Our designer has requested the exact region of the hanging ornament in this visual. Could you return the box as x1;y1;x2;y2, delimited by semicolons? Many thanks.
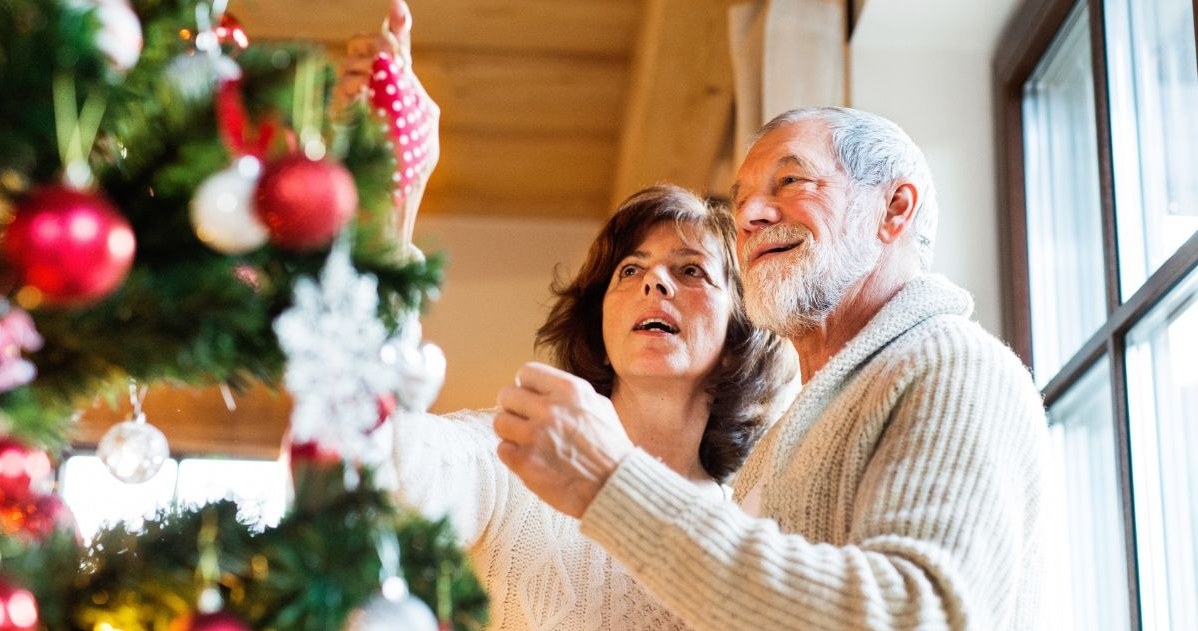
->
0;577;38;631
2;185;136;307
0;305;43;394
343;577;437;631
213;11;249;55
255;54;357;251
0;438;52;498
274;241;403;461
368;52;438;205
167;2;241;102
97;382;170;484
254;153;358;251
67;0;143;73
0;491;77;542
190;156;269;254
343;528;436;631
363;0;440;249
171;611;251;631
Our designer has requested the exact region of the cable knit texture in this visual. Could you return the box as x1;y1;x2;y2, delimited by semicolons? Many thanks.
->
580;274;1050;631
387;407;693;631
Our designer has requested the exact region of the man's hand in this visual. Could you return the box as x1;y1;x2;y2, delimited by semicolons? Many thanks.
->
494;362;635;518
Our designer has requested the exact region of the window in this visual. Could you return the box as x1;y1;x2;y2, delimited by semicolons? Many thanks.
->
997;0;1198;629
60;454;286;542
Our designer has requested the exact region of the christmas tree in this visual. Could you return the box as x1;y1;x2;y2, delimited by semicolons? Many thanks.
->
0;0;486;628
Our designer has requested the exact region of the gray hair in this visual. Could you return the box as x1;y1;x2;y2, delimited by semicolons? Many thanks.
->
755;107;938;271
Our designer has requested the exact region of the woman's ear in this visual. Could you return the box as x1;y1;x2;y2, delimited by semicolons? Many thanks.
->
877;181;918;244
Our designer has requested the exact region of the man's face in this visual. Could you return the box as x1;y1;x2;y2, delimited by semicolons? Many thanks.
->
730;120;883;338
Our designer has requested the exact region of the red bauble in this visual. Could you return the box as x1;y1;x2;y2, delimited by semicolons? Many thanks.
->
2;186;136;306
173;611;250;631
214;12;249;53
0;576;38;631
0;439;52;499
253;155;358;251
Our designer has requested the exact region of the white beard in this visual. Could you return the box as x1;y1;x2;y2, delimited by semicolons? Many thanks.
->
741;198;883;338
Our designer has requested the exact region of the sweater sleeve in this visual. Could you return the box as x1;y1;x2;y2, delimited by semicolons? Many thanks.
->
579;330;1048;631
383;408;507;547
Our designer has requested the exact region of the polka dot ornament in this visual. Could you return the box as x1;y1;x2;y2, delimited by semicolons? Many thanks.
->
368;52;439;203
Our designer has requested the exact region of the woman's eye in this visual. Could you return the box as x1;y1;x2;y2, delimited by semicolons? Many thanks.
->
618;264;639;278
682;264;707;278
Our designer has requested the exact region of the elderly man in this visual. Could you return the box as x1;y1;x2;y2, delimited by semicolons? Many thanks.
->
495;107;1048;630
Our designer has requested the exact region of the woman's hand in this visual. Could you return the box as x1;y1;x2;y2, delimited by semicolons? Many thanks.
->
494;362;635;519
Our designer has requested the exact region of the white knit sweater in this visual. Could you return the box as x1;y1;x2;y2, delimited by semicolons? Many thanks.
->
580;274;1050;631
385;407;693;631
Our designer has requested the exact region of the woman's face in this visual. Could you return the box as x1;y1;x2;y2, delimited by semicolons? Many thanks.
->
601;222;733;390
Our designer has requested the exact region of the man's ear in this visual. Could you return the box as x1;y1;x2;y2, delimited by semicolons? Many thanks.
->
878;181;918;244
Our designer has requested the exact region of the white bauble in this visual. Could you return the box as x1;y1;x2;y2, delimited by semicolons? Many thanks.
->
97;416;169;484
73;0;144;73
342;578;437;631
190;157;269;255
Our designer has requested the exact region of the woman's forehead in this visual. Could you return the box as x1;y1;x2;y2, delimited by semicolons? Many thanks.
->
628;220;722;255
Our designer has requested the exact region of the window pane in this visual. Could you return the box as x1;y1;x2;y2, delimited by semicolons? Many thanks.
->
1106;0;1198;299
1126;265;1198;630
1044;357;1130;631
59;456;179;542
175;458;287;529
1022;2;1108;385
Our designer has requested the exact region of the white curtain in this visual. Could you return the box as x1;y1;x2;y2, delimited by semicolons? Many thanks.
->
727;0;847;163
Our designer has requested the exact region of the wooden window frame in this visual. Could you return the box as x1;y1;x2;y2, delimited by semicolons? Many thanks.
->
993;0;1198;628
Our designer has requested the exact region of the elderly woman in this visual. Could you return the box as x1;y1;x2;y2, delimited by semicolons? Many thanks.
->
386;184;794;630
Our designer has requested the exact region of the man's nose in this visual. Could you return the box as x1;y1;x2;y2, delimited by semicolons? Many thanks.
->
735;195;781;233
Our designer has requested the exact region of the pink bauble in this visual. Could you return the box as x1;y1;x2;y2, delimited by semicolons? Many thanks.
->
0;577;37;631
254;155;358;251
2;186;136;306
0;439;52;498
179;611;251;631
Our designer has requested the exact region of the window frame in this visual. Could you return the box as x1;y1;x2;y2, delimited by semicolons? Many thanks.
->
994;0;1198;628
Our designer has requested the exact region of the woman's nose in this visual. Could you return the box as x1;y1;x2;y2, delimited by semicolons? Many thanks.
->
642;270;675;298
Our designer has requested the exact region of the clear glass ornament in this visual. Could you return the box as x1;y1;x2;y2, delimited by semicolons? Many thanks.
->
342;581;437;631
97;383;170;484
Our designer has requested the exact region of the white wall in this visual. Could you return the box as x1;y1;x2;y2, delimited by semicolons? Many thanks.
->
850;0;1021;336
413;214;601;413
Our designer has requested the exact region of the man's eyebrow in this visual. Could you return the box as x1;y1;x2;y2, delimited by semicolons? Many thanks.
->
731;154;819;203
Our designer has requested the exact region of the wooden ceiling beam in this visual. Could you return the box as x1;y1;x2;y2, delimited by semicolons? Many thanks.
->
611;0;735;206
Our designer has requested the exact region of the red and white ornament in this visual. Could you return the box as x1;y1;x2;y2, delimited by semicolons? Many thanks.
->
253;154;358;251
368;51;439;203
2;185;136;307
0;577;37;631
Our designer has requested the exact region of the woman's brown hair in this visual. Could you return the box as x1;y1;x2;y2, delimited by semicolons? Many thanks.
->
536;184;793;480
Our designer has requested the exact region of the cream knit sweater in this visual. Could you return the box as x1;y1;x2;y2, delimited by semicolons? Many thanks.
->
386;407;692;631
580;274;1050;631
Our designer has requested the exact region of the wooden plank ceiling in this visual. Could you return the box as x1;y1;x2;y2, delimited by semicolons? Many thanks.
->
228;0;735;219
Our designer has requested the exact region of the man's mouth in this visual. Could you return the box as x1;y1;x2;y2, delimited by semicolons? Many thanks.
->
632;317;680;334
748;240;802;265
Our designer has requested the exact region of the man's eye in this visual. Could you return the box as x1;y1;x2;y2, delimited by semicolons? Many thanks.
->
682;264;706;278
